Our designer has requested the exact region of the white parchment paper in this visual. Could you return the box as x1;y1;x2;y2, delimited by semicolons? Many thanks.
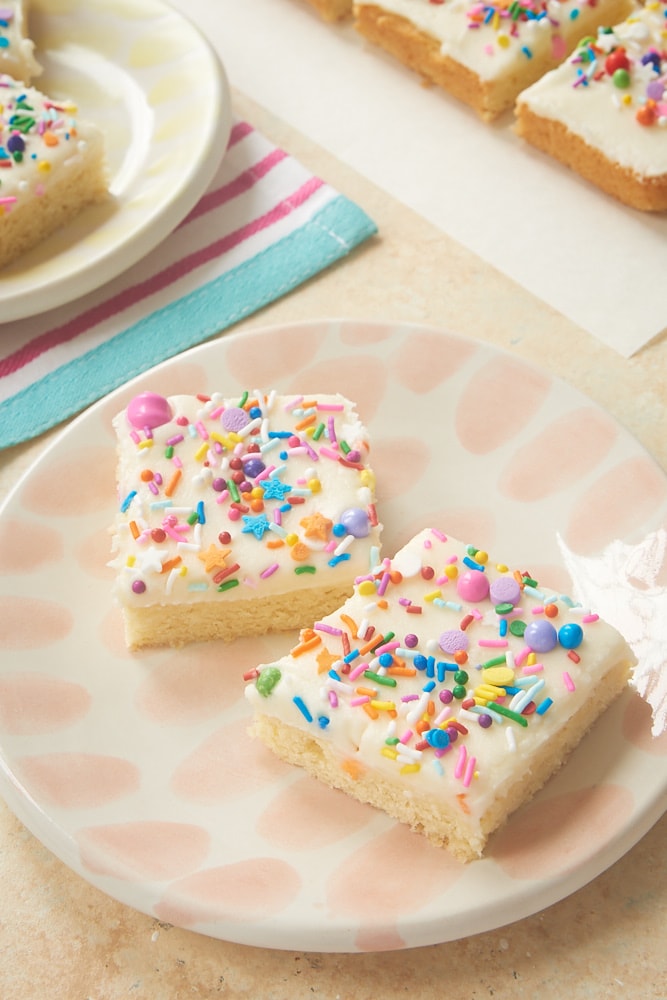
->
171;0;667;357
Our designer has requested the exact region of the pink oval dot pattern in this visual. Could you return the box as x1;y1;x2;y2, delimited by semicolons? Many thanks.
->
17;752;140;808
0;320;664;953
0;596;74;650
154;858;302;928
77;821;211;881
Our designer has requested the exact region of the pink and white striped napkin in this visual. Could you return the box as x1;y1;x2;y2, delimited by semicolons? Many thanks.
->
0;119;377;449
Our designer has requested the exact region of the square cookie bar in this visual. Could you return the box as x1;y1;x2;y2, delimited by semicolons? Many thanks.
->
0;74;107;268
246;528;635;861
110;391;382;650
0;1;41;82
515;2;667;211
353;0;635;120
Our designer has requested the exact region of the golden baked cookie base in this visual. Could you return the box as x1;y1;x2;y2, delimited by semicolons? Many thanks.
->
354;4;502;120
122;583;358;650
251;655;632;862
0;142;108;270
303;0;352;20
515;105;667;212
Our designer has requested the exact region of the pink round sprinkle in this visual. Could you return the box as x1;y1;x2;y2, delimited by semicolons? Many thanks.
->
456;569;490;603
127;392;173;430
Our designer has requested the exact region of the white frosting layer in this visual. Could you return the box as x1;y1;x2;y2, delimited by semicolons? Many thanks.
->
246;528;632;830
110;391;382;609
0;74;105;210
517;3;667;177
356;0;634;83
0;1;41;81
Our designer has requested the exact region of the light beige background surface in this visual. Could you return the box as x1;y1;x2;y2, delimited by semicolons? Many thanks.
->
0;90;665;999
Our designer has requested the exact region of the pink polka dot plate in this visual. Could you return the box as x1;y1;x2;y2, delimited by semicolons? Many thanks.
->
0;320;665;952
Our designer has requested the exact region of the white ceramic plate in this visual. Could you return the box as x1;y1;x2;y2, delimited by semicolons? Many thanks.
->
0;0;231;322
0;320;666;953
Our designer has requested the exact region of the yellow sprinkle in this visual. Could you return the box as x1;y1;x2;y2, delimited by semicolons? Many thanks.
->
285;533;298;546
307;478;321;494
526;652;537;666
424;590;442;603
400;763;421;775
496;563;509;573
497;33;510;48
209;432;227;446
370;700;396;711
358;580;376;596
194;442;208;462
475;683;506;702
381;746;398;760
37;160;51;173
138;438;153;449
126;555;136;567
475;550;488;564
444;564;458;580
482;666;515;686
621;93;633;106
360;470;375;488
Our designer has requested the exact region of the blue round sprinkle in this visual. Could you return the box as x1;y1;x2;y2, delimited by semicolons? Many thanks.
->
558;622;584;649
425;728;450;749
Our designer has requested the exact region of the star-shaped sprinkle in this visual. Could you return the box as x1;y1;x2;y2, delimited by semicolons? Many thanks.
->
300;512;333;541
242;513;271;540
136;546;168;574
316;647;342;674
197;544;232;574
261;478;292;501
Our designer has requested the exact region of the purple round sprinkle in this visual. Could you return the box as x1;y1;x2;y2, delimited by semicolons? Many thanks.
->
221;406;250;432
438;628;469;654
243;458;265;479
339;507;370;538
646;79;664;101
212;477;226;492
478;713;493;729
132;579;146;594
7;133;25;153
524;619;558;653
439;689;454;704
404;633;418;648
489;575;522;607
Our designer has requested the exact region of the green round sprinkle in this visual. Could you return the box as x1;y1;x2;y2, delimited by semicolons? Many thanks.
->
454;670;469;685
509;620;527;637
452;684;467;700
612;68;631;88
256;666;281;697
